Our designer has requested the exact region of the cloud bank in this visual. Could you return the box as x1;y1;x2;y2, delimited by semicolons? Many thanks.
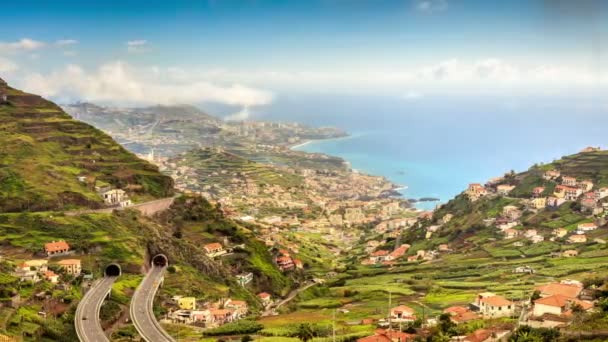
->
19;61;275;108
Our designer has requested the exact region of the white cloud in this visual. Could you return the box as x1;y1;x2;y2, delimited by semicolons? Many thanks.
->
126;40;148;53
19;61;274;108
416;0;448;13
55;39;79;46
0;38;46;54
0;57;18;73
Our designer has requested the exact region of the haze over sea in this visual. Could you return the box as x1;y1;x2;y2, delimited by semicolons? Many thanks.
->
253;93;608;210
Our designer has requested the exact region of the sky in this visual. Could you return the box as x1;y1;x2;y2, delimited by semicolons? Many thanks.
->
0;0;607;111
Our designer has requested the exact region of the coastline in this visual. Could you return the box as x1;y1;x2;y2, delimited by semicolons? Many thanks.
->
289;132;418;208
288;133;354;150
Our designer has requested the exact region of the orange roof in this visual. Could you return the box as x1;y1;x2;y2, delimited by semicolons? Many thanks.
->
227;300;247;307
57;259;80;266
534;294;570;308
444;306;469;315
452;311;479;323
371;250;389;257
43;270;57;277
209;308;233;316
479;295;513;307
535;283;582;299
44;241;69;252
358;329;415;342
258;292;271;299
465;329;493;342
204;242;223;251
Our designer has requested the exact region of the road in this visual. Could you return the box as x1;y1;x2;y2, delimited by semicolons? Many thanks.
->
65;196;176;217
75;276;117;342
262;281;318;316
130;266;175;342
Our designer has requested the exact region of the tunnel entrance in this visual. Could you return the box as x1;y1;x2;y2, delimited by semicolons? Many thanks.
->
152;254;168;267
104;263;121;277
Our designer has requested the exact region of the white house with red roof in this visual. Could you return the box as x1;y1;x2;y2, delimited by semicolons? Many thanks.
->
475;293;515;318
44;241;70;257
203;242;226;258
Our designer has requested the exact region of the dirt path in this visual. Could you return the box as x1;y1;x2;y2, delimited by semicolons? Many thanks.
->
262;281;319;316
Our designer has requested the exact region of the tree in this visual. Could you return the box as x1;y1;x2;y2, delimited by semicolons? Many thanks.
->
530;290;541;301
294;323;315;342
241;335;253;342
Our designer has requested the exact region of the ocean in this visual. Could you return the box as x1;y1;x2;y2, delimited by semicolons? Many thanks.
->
252;93;608;210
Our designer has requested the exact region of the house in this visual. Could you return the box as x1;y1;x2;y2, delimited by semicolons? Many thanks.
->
553;228;568;238
524;229;538;238
596;187;608;200
514;266;535;274
535;282;583;299
533;294;593;317
13;268;39;283
555;185;582;201
370;250;390;263
562;250;578;257
407;255;419;262
203;243;226;258
389;305;416;322
533;187;546;197
546;196;566;208
462;328;510;342
357;329;416;342
20;260;48;272
99;188;130;206
236;272;253;286
258;292;271;305
209;308;236;325
502;205;521;219
568;234;587;243
293;259;304;269
531;197;547;209
57;259;81;275
562;176;577;187
579;180;594;192
543;170;561;180
504;229;519;239
438;244;450;252
276;256;295;271
178;297;196;310
496;184;515;195
44;241;70;256
42;270;59;283
581;146;601;153
444;306;479;324
475;293;515;318
224;299;248;317
442;214;454;224
466;183;488;201
577;222;598;232
387;244;410;260
530;235;544;244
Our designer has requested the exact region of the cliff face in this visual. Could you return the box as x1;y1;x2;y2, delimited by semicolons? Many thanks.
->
0;78;174;212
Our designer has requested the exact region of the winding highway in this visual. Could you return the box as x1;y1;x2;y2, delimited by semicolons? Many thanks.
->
75;274;119;342
130;255;175;342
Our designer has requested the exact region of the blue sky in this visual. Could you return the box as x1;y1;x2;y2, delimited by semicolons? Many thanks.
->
0;0;607;108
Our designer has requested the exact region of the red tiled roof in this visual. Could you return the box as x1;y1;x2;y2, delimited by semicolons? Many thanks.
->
534;294;569;308
204;242;223;251
44;241;69;252
372;250;389;257
452;311;479;323
443;306;469;315
535;283;582;299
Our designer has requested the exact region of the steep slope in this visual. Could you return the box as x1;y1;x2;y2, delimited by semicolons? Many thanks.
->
0;79;174;212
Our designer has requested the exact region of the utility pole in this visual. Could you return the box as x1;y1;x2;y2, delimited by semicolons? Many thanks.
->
332;309;336;342
387;290;392;330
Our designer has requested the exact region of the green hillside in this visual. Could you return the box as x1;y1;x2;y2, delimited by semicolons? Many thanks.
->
0;80;174;212
175;147;304;189
0;79;297;340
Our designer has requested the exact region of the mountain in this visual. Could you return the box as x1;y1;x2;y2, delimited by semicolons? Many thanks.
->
0;78;297;340
0;80;174;212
